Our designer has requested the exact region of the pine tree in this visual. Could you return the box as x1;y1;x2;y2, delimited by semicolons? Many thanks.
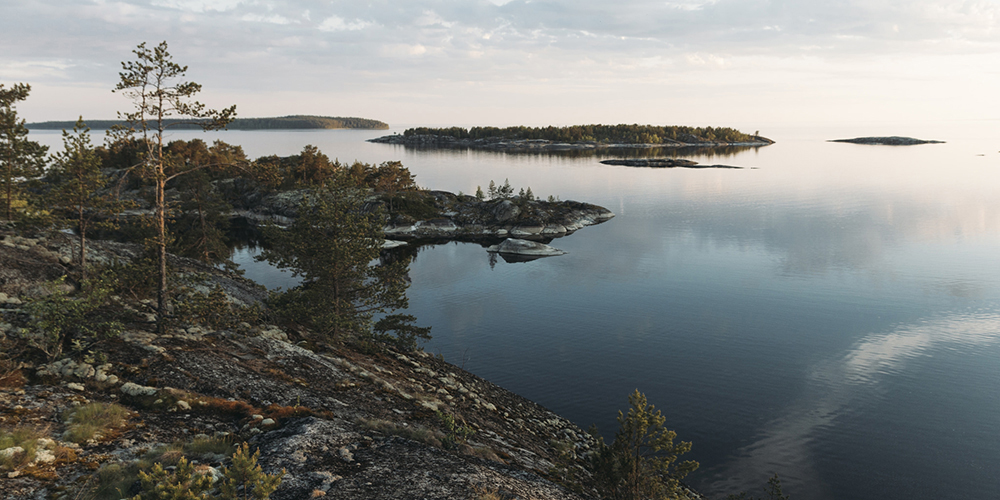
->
590;390;699;500
475;185;484;201
219;443;284;500
0;83;48;221
259;174;414;339
113;41;236;333
48;118;120;280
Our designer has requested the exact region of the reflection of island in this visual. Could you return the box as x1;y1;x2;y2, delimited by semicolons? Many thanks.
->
370;124;774;152
600;158;744;169
829;136;944;145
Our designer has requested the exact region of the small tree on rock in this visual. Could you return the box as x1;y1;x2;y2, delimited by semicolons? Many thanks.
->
48;117;121;280
590;389;699;500
219;443;285;500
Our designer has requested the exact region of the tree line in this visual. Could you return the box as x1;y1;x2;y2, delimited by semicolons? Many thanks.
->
403;124;763;144
27;115;389;131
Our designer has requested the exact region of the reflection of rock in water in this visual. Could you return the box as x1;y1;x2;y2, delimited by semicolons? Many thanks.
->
499;253;547;264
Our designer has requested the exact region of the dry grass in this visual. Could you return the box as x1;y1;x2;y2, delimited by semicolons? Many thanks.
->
0;426;47;469
358;418;444;447
63;402;131;444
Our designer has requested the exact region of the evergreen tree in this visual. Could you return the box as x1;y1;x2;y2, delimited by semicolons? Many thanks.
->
113;41;236;333
259;174;416;340
219;443;284;500
590;390;699;500
475;185;484;201
0;83;48;221
48;118;119;280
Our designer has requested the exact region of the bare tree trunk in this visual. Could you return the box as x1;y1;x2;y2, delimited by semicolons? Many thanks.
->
79;205;87;282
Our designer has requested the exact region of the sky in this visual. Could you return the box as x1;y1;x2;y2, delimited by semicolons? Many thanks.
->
3;0;1000;129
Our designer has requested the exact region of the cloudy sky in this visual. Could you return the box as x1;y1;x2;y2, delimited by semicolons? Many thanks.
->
3;0;999;128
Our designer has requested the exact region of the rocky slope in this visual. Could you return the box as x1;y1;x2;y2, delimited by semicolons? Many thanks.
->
0;229;605;500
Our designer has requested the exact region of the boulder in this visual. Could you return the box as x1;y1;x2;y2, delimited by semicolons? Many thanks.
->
492;200;520;222
487;238;566;257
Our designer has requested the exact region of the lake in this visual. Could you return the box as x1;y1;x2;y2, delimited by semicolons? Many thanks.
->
30;123;1000;499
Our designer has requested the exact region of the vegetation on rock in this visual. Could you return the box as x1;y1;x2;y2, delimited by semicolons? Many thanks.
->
404;124;764;144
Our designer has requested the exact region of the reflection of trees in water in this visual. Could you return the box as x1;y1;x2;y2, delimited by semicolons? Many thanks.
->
402;144;762;161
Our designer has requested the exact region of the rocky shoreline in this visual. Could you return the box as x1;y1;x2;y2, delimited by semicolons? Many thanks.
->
215;180;615;243
0;229;612;500
369;134;774;151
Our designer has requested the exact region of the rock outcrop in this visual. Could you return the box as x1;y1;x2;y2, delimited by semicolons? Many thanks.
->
382;192;614;241
487;238;567;257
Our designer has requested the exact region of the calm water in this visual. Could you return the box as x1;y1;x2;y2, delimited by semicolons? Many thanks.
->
30;123;1000;499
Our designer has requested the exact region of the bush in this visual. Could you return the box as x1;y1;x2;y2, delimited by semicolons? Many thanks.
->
590;390;699;500
16;277;127;361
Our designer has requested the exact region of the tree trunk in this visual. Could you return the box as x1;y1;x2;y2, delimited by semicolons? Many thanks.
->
79;205;87;282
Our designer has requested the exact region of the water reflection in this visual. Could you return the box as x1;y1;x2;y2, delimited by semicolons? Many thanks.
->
702;312;1000;499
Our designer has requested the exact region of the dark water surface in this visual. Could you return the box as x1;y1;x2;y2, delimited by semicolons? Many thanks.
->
31;123;1000;499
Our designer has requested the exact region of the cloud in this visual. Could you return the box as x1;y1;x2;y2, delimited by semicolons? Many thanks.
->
3;0;1000;122
317;16;373;32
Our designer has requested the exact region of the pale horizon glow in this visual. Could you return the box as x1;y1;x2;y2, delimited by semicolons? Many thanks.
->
3;0;1000;129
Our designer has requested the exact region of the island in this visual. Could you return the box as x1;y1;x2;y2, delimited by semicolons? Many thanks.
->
829;136;945;145
369;124;774;151
600;158;743;169
27;115;389;130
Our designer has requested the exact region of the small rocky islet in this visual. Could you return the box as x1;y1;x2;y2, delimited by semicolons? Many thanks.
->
829;136;945;145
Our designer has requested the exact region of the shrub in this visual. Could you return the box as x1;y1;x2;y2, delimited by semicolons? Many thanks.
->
589;389;699;500
17;277;127;361
219;443;284;500
131;457;214;500
436;410;475;450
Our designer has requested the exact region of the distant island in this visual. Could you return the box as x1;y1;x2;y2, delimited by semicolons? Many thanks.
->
829;136;945;145
369;124;774;151
27;115;389;131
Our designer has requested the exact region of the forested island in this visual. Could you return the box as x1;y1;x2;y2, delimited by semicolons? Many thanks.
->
28;115;389;131
370;124;773;151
